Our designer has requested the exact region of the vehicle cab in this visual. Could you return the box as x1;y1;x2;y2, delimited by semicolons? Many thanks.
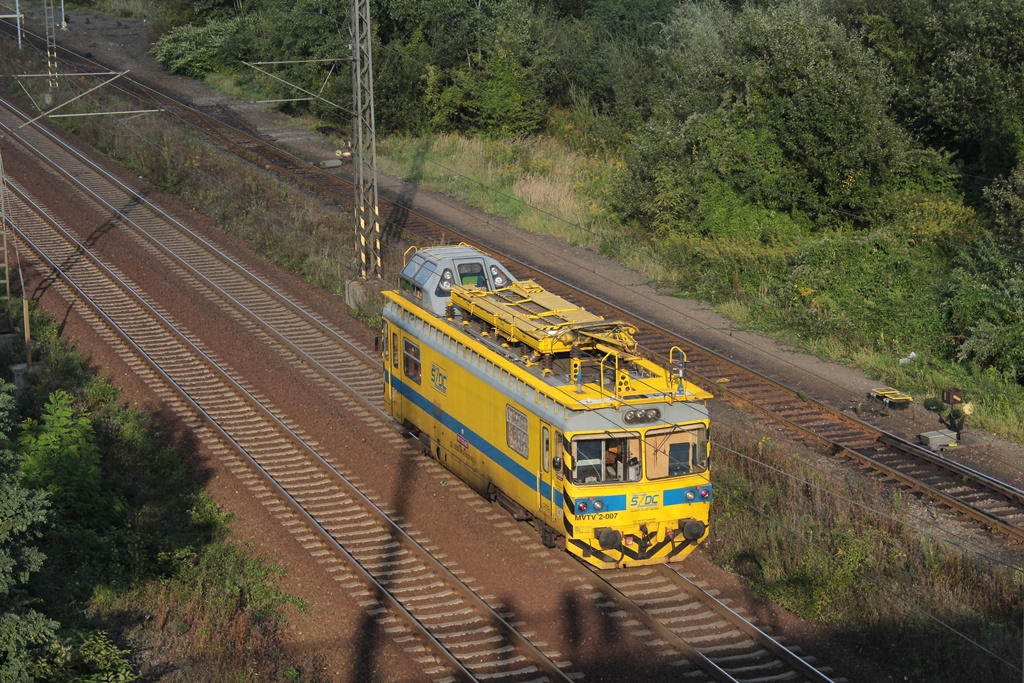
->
398;244;516;316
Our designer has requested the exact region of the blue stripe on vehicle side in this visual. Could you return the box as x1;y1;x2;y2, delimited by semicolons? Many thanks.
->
390;376;707;514
540;479;553;503
663;486;713;506
392;376;543;495
565;492;628;512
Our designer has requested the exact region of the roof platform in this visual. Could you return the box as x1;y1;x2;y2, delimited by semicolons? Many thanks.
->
451;280;640;357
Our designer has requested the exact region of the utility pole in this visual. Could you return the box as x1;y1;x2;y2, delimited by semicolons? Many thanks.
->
351;0;380;279
0;1;24;49
0;149;11;329
43;0;58;90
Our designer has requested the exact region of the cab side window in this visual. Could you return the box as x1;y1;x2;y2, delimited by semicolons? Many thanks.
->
404;339;421;384
542;426;550;473
555;431;566;480
645;427;707;479
573;440;603;484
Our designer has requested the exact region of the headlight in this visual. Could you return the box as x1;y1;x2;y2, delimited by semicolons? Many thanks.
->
624;408;661;424
490;265;507;286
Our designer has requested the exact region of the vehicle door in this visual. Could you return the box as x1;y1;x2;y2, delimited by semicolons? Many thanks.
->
389;328;407;418
382;323;395;409
540;423;554;518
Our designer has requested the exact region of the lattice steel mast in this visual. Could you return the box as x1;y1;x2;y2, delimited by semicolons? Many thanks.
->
43;0;58;89
351;0;380;279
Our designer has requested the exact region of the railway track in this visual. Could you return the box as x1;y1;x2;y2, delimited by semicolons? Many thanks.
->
0;90;843;681
28;40;1024;547
5;12;1024;673
596;565;835;682
1;107;578;683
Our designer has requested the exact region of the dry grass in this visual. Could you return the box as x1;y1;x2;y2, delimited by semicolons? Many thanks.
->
377;133;613;246
66;104;356;295
513;173;585;234
93;543;322;681
91;0;162;22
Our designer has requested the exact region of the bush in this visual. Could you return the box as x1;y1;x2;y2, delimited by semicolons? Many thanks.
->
151;17;244;77
19;391;108;525
944;235;1024;384
0;442;57;682
0;298;314;680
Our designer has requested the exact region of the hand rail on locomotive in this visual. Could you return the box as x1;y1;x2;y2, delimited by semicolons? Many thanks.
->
669;346;688;393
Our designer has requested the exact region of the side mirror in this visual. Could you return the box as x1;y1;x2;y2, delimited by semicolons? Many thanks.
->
552;456;562;472
374;336;382;352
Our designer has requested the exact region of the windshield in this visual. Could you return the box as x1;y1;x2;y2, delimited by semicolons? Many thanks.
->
644;426;708;480
570;434;640;484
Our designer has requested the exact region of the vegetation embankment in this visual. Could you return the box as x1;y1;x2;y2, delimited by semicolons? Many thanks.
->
0;300;319;680
6;0;1024;679
150;0;1024;444
711;424;1021;681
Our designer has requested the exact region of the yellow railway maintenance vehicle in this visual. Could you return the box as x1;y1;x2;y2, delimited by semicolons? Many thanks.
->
380;245;714;569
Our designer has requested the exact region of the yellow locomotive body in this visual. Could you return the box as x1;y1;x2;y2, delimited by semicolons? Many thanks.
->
381;245;713;569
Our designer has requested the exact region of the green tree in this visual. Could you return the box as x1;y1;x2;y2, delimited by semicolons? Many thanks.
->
152;16;246;77
163;0;241;25
416;0;549;134
615;0;946;234
983;162;1024;258
0;382;57;681
543;0;679;132
374;28;432;133
374;0;493;69
470;47;545;136
827;0;1024;186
